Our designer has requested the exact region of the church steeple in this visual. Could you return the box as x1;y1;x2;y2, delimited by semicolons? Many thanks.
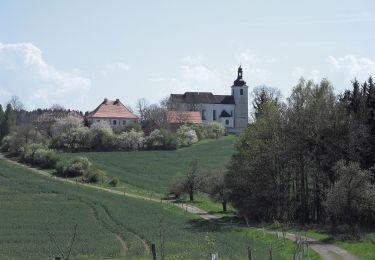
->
237;65;243;79
233;65;246;86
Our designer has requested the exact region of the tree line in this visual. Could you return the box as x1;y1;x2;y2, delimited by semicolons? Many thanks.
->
226;77;375;236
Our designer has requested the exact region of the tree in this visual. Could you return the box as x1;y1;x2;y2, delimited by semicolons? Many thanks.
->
0;105;4;139
252;85;281;120
201;170;229;212
326;161;375;237
2;104;16;138
8;95;25;112
135;98;149;122
170;159;201;201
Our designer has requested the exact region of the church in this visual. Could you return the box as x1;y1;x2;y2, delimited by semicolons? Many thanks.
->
169;66;249;134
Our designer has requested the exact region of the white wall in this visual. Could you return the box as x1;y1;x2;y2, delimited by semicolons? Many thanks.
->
89;117;137;126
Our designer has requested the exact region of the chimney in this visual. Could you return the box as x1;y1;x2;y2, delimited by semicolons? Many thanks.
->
104;98;108;103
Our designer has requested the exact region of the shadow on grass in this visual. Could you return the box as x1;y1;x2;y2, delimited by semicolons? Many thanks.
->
184;218;232;233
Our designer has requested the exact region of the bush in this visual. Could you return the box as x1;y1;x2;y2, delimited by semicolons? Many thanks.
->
56;156;92;178
146;129;178;150
89;121;114;150
116;130;144;150
192;123;225;139
159;129;178;150
112;122;142;134
176;125;198;147
32;148;60;168
84;168;106;183
22;143;46;163
109;177;119;187
206;122;225;138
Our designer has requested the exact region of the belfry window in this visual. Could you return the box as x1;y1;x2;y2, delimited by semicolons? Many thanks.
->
213;110;216;120
240;89;243;95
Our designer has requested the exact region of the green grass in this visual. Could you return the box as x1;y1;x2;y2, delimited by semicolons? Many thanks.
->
0;159;298;260
258;223;374;260
67;136;235;195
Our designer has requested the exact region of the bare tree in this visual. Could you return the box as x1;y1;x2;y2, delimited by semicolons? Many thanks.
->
135;98;149;122
8;95;25;111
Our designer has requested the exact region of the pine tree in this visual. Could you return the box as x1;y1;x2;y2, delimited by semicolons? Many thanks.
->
0;105;4;140
3;103;16;138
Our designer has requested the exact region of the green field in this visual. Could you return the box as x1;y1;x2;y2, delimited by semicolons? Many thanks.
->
0;159;303;260
69;136;236;196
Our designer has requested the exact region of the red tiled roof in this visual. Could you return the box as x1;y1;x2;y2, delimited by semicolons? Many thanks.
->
88;99;138;119
167;111;202;124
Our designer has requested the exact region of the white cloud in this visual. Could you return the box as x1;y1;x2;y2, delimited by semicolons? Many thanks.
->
291;66;320;82
327;55;375;80
236;50;259;65
182;56;205;65
0;42;91;109
100;62;130;76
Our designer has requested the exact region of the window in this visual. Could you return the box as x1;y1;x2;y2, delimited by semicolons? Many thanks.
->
230;110;233;116
225;119;229;125
113;120;117;125
123;120;127;125
213;110;216;120
97;120;100;122
202;109;206;120
240;89;244;95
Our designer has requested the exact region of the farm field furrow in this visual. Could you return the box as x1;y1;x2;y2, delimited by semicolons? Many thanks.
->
0;159;296;260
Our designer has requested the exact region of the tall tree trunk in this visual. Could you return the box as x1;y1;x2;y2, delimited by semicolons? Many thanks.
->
222;201;227;212
189;192;194;201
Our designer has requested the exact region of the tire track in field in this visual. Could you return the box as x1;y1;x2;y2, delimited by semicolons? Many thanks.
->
77;199;129;254
78;198;150;255
0;155;358;260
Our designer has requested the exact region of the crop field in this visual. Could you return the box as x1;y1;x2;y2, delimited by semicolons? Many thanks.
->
0;159;303;260
69;136;236;196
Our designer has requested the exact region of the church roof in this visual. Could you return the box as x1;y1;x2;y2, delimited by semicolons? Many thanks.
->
170;92;235;105
87;98;138;119
167;111;202;124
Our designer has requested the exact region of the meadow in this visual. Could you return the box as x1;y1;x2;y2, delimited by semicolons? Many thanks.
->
69;136;236;196
0;159;305;260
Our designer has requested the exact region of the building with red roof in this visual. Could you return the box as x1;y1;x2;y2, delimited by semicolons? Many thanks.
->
87;98;138;126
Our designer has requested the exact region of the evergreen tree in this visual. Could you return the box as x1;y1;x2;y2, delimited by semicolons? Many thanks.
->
0;105;4;140
3;103;16;138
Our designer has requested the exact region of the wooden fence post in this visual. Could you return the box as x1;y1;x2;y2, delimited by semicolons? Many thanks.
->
269;245;272;260
247;246;252;260
151;243;157;260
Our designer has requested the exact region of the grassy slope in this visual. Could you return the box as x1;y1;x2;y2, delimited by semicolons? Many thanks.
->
69;136;236;196
261;223;375;260
0;159;301;260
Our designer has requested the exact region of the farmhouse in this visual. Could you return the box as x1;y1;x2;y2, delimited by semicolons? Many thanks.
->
86;98;138;126
169;66;248;134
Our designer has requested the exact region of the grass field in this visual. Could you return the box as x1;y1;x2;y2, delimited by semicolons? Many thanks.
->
68;136;236;197
0;159;308;260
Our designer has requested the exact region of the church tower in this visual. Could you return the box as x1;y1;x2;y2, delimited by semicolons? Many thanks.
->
231;66;248;134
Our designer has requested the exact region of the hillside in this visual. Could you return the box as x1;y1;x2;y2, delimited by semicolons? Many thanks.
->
0;159;297;259
69;136;236;195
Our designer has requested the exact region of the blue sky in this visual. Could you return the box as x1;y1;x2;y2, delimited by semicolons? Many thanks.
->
0;0;374;111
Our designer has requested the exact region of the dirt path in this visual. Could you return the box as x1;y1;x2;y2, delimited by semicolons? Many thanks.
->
0;155;359;260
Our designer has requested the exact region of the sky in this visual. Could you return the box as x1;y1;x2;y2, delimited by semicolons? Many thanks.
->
0;0;374;112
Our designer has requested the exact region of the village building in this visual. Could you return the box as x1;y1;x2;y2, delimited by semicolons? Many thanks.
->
86;98;138;126
168;66;248;134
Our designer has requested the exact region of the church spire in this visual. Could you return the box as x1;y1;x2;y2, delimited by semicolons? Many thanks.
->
237;65;243;79
233;65;246;86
